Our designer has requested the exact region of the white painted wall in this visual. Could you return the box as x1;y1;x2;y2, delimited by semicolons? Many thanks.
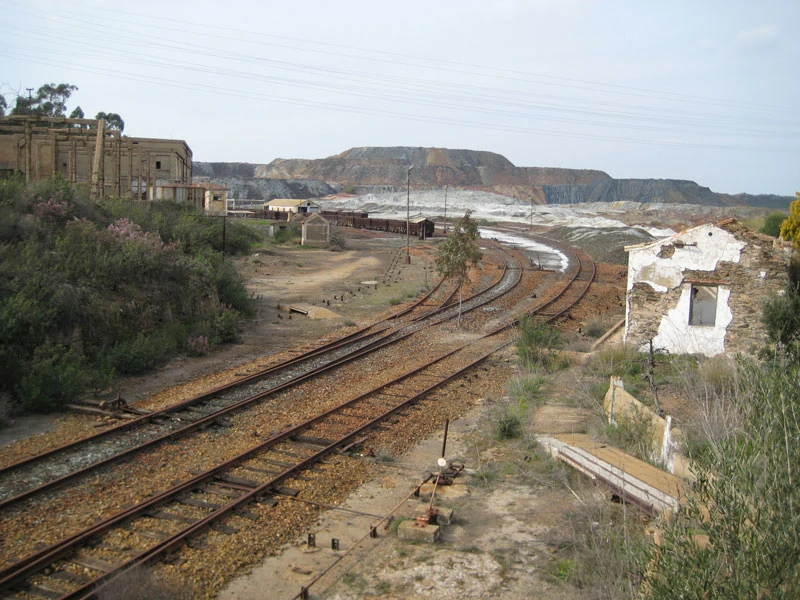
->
651;286;733;356
625;224;746;357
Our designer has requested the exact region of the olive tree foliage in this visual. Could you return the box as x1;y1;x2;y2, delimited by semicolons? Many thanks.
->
435;210;482;326
779;192;800;249
644;356;800;599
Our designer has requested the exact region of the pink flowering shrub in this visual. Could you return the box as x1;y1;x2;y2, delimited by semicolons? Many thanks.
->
187;335;210;356
32;194;69;223
106;218;177;252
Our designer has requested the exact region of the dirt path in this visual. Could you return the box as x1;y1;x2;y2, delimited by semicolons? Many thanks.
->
219;395;595;600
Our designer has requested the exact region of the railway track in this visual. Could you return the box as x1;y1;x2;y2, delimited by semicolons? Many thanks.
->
0;244;514;512
0;238;594;599
0;338;507;599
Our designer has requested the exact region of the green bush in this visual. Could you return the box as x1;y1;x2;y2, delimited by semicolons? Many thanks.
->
273;222;300;244
760;211;786;237
494;404;524;440
762;281;800;352
213;307;240;343
104;327;183;376
17;341;90;412
645;357;800;599
517;318;564;371
0;182;257;413
329;226;346;250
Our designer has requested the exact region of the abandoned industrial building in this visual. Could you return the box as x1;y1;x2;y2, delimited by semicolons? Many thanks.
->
299;213;330;246
0;114;227;213
624;218;793;357
266;198;321;214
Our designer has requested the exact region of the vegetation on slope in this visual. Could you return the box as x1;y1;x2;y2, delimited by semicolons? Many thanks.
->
0;176;259;415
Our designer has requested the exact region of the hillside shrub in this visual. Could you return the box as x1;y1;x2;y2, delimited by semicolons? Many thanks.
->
644;356;800;599
760;211;787;237
0;181;258;414
762;259;800;356
18;341;90;412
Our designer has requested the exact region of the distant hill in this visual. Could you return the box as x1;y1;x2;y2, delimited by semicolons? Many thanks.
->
194;147;793;209
543;179;726;206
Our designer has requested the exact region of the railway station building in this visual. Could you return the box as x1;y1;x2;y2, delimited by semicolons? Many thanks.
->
266;198;321;215
623;218;792;357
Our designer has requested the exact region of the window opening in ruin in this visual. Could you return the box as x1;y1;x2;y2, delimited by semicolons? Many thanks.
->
689;285;717;326
155;160;162;169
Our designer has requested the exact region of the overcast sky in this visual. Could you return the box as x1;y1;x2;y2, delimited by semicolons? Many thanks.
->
2;0;798;195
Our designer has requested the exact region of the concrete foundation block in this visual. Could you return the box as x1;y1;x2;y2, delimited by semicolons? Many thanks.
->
398;520;440;542
415;504;454;526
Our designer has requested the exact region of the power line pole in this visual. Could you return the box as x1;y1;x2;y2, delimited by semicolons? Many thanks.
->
406;165;413;264
444;185;448;235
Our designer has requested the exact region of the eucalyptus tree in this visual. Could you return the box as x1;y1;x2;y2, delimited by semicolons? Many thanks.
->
435;210;482;327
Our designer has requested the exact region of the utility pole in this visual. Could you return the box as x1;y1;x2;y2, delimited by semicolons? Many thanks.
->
444;185;448;235
406;165;413;264
26;88;33;99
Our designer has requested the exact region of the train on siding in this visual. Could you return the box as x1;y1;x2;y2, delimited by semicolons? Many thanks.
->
260;208;436;238
320;211;436;239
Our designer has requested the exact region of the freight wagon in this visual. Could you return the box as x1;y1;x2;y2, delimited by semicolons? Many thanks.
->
321;211;435;239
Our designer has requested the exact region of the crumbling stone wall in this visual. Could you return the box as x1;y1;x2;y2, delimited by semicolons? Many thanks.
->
625;219;791;357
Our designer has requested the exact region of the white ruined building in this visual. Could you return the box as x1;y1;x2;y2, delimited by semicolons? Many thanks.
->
624;218;792;357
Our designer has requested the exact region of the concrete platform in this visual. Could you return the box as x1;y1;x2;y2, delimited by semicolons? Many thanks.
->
538;433;684;514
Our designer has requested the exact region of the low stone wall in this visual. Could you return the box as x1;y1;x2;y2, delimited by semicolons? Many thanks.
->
603;376;691;479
